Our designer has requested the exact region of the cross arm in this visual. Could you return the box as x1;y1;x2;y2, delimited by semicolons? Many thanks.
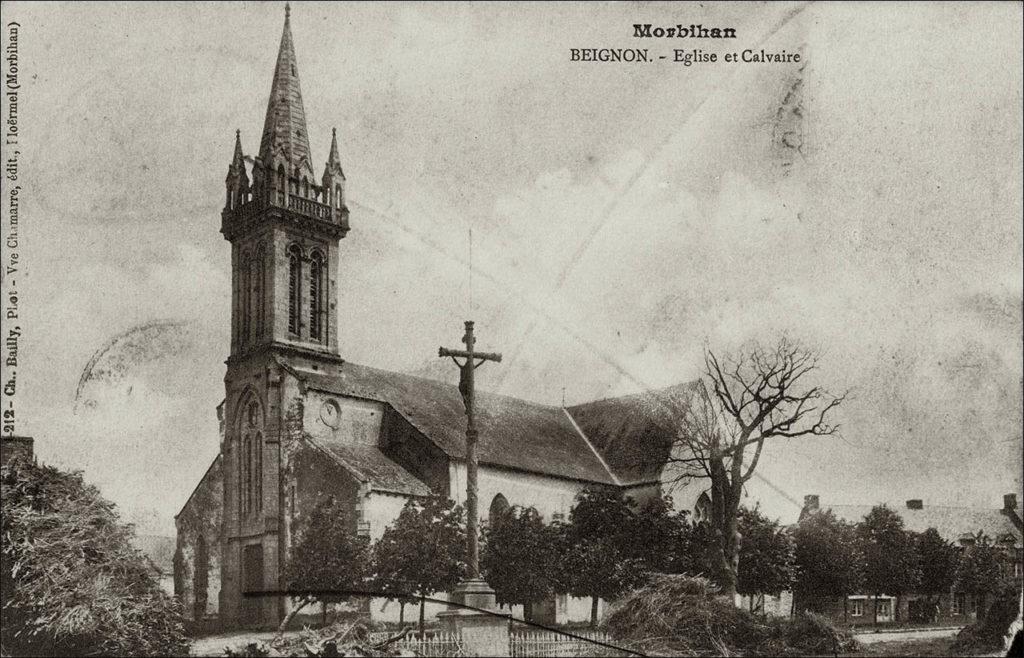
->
438;347;503;363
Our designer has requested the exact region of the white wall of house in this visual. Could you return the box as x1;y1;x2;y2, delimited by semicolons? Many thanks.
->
366;593;608;626
555;594;607;624
370;593;451;624
449;462;591;522
362;491;413;541
739;592;793;618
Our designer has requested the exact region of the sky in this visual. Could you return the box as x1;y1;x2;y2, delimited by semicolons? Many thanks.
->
3;1;1022;535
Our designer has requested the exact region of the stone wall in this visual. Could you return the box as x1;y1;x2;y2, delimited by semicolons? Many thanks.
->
174;455;224;625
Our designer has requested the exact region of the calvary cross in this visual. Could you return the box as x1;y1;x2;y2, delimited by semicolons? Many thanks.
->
438;320;501;579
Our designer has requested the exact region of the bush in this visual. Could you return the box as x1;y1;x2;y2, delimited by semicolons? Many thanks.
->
950;583;1021;655
1;457;189;656
605;574;859;657
753;612;859;657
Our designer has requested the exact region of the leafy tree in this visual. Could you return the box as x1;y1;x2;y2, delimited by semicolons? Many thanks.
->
955;533;1006;620
1;457;189;656
280;495;371;632
665;340;846;598
561;487;647;627
857;505;921;625
736;506;795;612
631;495;715;576
792;510;863;618
913;528;959;621
480;505;559;621
372;524;414;625
372;495;467;635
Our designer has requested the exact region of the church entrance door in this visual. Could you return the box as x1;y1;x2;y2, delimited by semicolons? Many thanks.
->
242;543;264;628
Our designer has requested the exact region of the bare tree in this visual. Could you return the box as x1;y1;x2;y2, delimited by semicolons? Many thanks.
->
666;338;845;599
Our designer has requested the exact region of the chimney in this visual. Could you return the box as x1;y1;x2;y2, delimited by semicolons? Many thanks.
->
803;494;820;512
1003;493;1023;533
906;499;923;510
0;436;34;466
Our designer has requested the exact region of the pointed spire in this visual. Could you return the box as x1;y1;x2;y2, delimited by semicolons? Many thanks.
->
232;129;244;167
324;127;344;177
259;3;313;174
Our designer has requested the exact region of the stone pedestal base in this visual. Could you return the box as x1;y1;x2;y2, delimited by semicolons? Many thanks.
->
438;580;510;657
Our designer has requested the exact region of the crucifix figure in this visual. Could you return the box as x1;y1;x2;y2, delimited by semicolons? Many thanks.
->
439;320;501;580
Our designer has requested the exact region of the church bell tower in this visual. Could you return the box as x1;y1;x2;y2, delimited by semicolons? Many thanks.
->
218;5;348;628
221;4;349;361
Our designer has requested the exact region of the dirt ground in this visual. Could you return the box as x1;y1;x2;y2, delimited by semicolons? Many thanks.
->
852;634;1007;657
190;630;297;657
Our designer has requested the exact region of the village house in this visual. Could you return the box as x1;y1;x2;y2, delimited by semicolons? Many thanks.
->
797;493;1023;627
173;8;708;631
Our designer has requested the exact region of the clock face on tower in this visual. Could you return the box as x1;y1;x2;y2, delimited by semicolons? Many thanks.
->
319;399;341;429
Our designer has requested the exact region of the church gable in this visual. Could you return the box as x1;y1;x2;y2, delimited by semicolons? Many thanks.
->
297;387;431;497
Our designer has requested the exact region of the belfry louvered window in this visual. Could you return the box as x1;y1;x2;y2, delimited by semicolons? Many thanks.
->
288;245;302;335
241;251;251;344
309;251;324;342
253;245;265;339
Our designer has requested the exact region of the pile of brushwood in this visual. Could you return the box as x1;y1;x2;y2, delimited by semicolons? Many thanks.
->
221;622;417;657
1;457;188;656
604;574;859;657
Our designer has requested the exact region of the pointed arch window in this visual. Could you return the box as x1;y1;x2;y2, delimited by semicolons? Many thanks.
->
241;251;251;345
287;245;302;336
242;433;252;514
239;399;263;517
309;251;325;342
254;431;263;513
247;251;259;343
301;177;309;199
276;165;286;205
334;185;343;209
253;245;265;340
489;494;510;526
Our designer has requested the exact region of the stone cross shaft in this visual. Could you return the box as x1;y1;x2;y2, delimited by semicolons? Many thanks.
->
438;320;501;579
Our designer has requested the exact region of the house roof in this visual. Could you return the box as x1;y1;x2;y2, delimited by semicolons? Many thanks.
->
292;361;683;486
817;503;1022;547
567;382;696;485
305;435;431;497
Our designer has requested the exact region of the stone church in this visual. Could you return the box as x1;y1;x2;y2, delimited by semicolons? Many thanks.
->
174;8;709;630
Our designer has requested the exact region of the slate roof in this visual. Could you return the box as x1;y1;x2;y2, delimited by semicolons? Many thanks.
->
292;361;657;486
818;503;1022;547
567;382;696;485
305;436;431;497
259;7;313;172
